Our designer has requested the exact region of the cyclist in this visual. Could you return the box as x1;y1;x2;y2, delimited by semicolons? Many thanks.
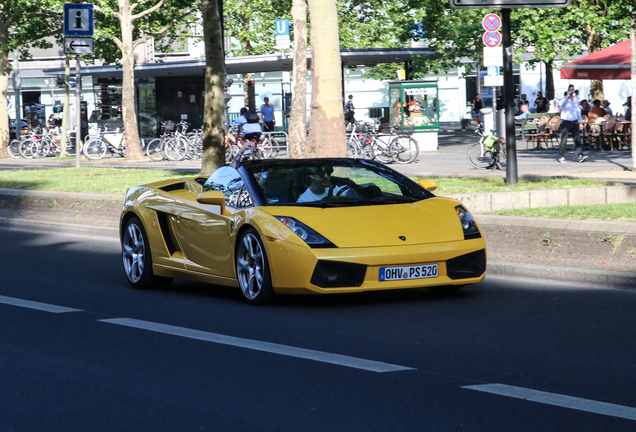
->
236;108;262;143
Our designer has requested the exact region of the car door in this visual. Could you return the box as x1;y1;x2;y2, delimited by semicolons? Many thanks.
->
171;167;252;278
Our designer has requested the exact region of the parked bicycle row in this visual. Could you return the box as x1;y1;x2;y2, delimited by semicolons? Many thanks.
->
346;125;419;164
11;120;424;164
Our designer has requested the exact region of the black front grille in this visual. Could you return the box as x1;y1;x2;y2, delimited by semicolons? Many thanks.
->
310;260;367;288
447;249;486;280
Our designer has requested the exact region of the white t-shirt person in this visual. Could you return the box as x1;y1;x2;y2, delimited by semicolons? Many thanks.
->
297;187;329;203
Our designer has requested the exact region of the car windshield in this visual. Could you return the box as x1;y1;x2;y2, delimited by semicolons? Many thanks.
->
242;158;433;207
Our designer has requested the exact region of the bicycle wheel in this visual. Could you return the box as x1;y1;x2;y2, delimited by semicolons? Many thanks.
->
268;136;282;158
495;142;507;170
390;135;419;164
258;136;274;159
164;137;187;161
65;137;77;156
373;139;393;164
19;139;34;158
467;142;494;169
7;140;22;158
146;138;165;161
30;139;50;158
84;139;107;160
347;141;359;158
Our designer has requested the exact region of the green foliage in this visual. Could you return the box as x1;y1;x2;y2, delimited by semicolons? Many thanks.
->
223;0;292;56
91;0;199;65
0;1;64;57
493;202;636;222
357;0;634;80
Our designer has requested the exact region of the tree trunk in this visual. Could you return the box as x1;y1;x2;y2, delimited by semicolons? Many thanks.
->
584;5;603;101
288;0;307;159
119;0;144;160
306;0;346;158
545;61;555;101
0;50;10;158
242;73;252;109
200;0;226;176
631;11;635;170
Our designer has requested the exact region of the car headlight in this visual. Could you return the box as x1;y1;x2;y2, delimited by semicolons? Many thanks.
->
275;216;335;248
455;205;481;240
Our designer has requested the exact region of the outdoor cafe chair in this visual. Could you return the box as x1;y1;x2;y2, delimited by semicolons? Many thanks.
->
602;115;616;150
547;116;561;149
525;116;550;150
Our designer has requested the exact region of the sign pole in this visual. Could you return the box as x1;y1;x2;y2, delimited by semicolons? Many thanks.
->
75;54;81;168
502;9;517;184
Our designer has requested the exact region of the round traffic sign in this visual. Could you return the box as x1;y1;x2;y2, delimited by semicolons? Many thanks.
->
482;14;501;32
483;31;502;48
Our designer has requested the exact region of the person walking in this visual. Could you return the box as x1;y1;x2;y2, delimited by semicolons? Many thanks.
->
558;84;588;164
260;97;275;132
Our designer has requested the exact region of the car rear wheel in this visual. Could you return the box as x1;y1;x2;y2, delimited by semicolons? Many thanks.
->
122;217;173;290
236;228;274;305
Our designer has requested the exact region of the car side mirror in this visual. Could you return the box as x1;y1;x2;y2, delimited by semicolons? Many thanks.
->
197;190;226;213
417;179;438;192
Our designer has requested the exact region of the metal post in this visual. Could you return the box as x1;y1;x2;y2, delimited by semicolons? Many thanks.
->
75;55;82;168
502;9;517;184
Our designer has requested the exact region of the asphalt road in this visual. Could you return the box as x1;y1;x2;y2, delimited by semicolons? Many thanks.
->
3;226;636;431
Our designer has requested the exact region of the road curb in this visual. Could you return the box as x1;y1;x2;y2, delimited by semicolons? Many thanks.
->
0;187;123;202
475;214;636;235
0;217;119;240
487;261;636;290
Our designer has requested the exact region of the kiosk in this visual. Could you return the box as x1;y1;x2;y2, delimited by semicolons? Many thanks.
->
388;80;439;151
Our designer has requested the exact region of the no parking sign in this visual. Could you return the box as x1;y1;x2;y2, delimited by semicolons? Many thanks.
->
482;13;501;32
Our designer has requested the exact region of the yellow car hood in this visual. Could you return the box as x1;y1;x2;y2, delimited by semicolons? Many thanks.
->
261;197;466;248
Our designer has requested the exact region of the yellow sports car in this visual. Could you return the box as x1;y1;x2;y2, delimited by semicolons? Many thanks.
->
120;158;486;304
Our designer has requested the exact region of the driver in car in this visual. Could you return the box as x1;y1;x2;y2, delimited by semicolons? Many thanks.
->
297;166;345;202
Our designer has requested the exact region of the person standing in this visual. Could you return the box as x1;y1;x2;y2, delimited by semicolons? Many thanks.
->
558;84;588;164
344;94;355;127
472;93;483;127
534;91;548;113
260;97;275;132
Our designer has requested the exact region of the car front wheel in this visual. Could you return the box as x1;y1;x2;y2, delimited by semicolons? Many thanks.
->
236;228;274;305
122;216;173;290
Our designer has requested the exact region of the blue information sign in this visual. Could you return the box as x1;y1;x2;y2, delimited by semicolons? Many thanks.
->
64;4;94;36
275;19;290;36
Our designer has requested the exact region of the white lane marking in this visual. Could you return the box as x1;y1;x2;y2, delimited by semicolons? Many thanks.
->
100;317;414;373
0;295;82;314
463;384;636;421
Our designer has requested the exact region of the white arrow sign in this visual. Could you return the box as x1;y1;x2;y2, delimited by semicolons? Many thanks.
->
64;37;94;55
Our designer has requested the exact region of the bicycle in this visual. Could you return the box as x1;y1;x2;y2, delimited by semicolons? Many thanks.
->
359;126;419;164
346;130;374;160
467;124;506;170
83;127;126;160
145;120;192;161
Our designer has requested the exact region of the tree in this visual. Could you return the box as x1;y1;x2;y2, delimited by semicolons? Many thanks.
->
288;0;308;158
0;1;63;158
92;0;198;161
199;0;226;175
306;0;347;157
223;0;291;107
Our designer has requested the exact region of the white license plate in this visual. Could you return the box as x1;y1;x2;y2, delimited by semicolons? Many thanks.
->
379;264;439;281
